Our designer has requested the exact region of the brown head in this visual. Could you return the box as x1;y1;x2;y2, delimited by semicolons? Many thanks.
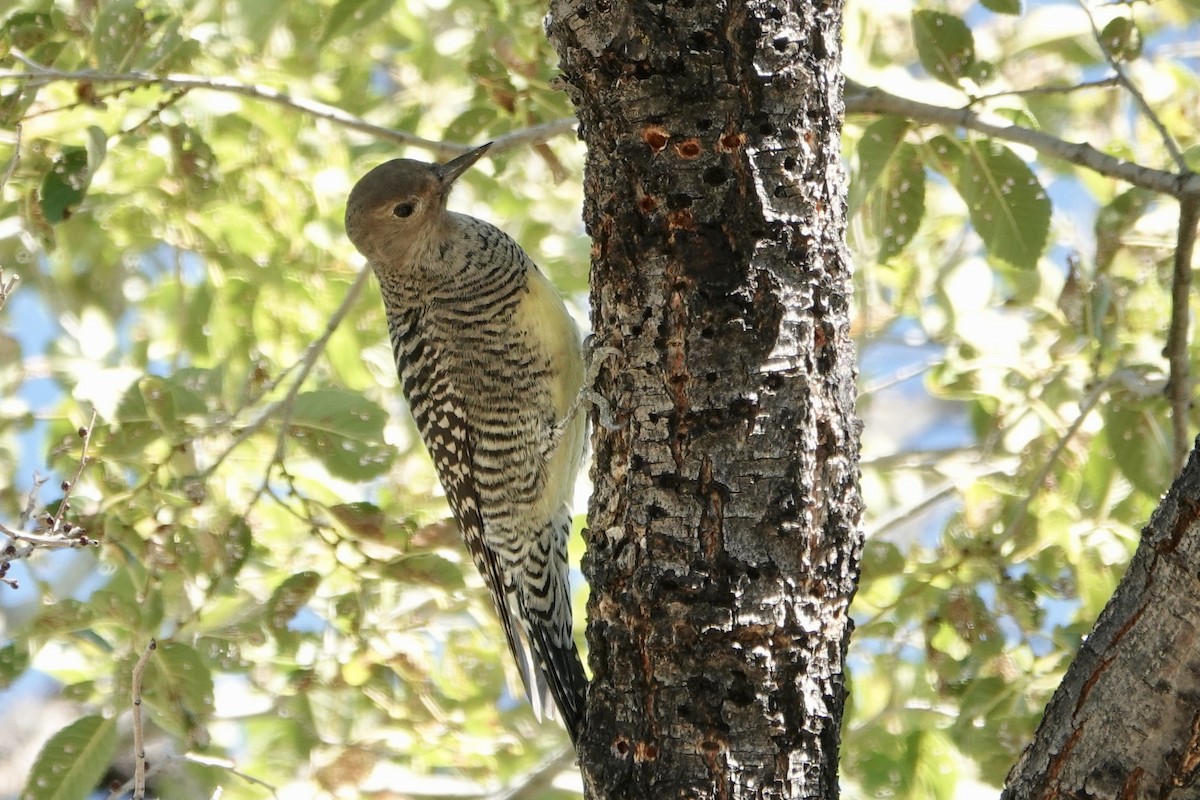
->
344;142;492;268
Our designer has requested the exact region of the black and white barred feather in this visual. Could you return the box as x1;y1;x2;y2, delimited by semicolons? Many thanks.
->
356;181;588;742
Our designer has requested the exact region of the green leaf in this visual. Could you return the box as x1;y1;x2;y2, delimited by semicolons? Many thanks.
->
0;641;30;688
139;375;178;436
383;552;466;589
321;0;394;44
954;139;1050;269
980;0;1021;15
912;10;976;88
20;714;118;800
144;642;215;738
852;118;926;263
267;570;322;633
877;150;924;261
1103;403;1171;496
1100;17;1142;63
35;599;96;635
40;146;91;223
849;116;909;216
862;540;906;577
85;125;107;177
2;11;56;50
142;16;200;72
92;0;148;71
1095;188;1151;271
288;390;395;480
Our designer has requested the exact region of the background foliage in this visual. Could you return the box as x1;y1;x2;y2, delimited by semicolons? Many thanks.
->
0;0;1196;798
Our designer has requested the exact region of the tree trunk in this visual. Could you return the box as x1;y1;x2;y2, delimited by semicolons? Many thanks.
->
1003;436;1200;799
545;2;861;797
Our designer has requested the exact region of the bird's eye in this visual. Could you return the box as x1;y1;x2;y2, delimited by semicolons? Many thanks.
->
393;202;416;218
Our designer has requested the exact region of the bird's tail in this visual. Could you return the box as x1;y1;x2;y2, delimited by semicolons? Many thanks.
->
497;514;588;745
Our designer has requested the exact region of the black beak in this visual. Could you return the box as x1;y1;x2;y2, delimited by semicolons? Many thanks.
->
437;142;492;187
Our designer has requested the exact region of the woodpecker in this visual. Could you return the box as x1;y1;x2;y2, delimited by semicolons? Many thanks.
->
344;143;588;744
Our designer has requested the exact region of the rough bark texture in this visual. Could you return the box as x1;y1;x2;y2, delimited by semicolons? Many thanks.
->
545;2;860;798
1004;437;1200;800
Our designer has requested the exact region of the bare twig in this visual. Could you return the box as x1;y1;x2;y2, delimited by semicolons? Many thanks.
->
1165;197;1200;473
0;267;18;313
0;412;99;587
131;639;157;800
969;76;1120;104
202;266;370;480
0;122;21;192
48;408;97;535
1075;0;1187;171
105;750;280;800
843;81;1200;200
177;753;280;796
487;745;577;800
1002;375;1113;541
0;51;576;159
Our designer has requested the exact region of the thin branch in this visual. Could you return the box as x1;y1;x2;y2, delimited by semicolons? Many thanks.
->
131;639;157;800
0;267;17;313
868;481;961;541
487;746;577;800
1075;0;1187;171
0;412;99;586
0;122;21;192
106;750;280;800
1165;197;1200;473
178;753;281;796
1002;376;1112;541
0;51;576;159
843;80;1200;200
202;266;370;480
49;408;97;535
969;76;1120;104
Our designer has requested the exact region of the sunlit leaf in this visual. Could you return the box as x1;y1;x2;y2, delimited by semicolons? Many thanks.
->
288;390;396;480
20;715;117;800
952;138;1050;269
143;641;216;741
1103;403;1172;496
92;0;148;71
912;10;976;88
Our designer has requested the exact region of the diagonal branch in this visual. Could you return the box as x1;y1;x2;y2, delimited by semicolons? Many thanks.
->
1075;0;1187;171
202;266;371;481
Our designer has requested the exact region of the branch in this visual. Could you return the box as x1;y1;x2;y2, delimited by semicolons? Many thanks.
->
969;76;1120;103
1165;197;1200;473
1075;0;1186;171
0;122;20;193
0;411;99;587
844;80;1200;200
202;266;370;485
131;639;156;800
0;266;17;314
487;746;577;800
1002;375;1112;541
1;51;576;158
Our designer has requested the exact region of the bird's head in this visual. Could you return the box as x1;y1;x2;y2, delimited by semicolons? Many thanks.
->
344;142;492;268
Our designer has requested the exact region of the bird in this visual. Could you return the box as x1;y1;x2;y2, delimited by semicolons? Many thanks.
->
344;142;589;744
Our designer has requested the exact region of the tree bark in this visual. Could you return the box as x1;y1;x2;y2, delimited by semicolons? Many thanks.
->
546;2;861;798
1004;436;1200;799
